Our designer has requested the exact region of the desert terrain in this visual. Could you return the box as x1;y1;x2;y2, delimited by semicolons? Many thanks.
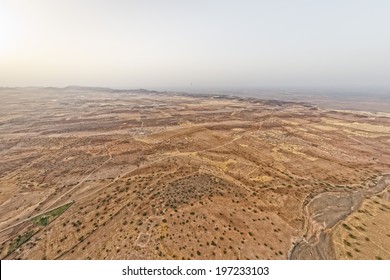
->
0;87;389;260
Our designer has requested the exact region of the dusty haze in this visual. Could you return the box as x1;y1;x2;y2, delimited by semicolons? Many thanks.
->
1;0;390;90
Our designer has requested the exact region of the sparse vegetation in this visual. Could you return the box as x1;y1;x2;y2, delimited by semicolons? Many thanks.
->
2;88;390;260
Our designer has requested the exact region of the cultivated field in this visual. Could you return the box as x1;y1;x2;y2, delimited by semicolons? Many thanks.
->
0;87;389;259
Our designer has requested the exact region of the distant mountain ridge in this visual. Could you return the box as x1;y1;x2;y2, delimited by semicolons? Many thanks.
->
0;85;160;94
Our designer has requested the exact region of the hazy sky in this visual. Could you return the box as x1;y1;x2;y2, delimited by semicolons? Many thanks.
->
1;0;390;89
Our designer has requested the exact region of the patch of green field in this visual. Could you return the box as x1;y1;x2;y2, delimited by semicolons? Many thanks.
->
4;202;74;258
32;201;74;227
8;230;35;255
34;216;49;226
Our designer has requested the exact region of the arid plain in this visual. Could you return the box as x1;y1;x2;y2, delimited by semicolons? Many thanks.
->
0;87;389;260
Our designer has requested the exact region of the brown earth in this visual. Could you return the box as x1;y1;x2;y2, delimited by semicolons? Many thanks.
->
0;87;389;260
332;191;390;260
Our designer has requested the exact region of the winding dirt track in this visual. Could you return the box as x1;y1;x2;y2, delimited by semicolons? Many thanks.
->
289;174;390;259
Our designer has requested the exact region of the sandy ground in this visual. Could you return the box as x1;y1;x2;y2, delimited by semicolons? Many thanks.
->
289;175;390;259
0;87;389;259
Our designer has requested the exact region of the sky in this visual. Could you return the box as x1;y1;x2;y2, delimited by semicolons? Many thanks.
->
1;0;390;90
